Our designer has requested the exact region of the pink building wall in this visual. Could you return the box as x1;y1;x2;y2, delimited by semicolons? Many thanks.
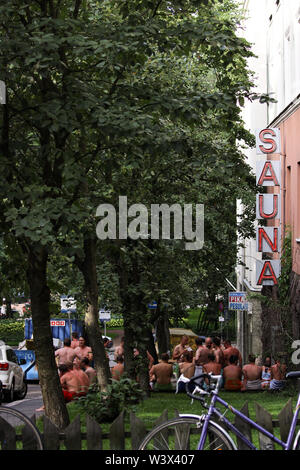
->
280;107;300;276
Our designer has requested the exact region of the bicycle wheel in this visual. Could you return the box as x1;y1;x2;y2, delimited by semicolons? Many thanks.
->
139;417;235;450
0;406;43;450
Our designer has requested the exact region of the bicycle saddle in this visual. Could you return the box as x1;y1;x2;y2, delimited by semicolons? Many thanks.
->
286;371;300;379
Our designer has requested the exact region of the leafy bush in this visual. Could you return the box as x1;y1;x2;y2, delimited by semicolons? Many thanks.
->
105;318;124;328
75;375;144;423
0;320;25;345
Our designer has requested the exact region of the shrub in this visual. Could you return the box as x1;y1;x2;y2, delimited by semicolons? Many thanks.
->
0;320;25;345
75;375;144;423
105;318;124;328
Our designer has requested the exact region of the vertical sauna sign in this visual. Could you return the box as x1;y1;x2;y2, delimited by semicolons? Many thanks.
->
255;128;281;286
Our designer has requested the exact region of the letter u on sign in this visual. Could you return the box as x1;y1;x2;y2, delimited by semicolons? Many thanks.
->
256;194;280;220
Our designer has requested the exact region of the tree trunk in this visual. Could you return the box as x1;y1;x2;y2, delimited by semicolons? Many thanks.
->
146;327;158;365
76;237;111;390
156;315;170;356
117;249;150;394
123;311;136;379
27;244;69;429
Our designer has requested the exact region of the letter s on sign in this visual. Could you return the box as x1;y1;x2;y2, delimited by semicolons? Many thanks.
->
259;129;277;154
291;340;300;365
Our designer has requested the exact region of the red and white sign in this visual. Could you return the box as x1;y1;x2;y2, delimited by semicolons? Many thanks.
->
50;320;66;327
255;128;281;286
256;128;281;155
256;161;281;186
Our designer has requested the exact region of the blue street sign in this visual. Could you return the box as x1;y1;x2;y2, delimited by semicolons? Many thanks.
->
148;301;157;310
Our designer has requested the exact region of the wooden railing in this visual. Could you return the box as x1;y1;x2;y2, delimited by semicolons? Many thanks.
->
0;400;299;450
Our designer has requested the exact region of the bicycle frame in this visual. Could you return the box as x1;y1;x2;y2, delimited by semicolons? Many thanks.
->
197;377;300;450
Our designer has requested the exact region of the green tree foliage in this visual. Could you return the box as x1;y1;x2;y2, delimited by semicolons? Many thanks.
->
0;0;260;412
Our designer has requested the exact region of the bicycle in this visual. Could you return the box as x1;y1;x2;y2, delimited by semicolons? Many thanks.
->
0;380;43;450
138;371;300;450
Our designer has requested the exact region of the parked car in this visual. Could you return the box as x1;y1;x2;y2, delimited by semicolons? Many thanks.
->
0;340;27;401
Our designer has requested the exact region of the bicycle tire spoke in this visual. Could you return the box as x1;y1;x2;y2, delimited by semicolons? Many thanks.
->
139;418;234;451
153;430;169;450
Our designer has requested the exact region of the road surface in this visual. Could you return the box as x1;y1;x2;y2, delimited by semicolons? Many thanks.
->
3;383;44;418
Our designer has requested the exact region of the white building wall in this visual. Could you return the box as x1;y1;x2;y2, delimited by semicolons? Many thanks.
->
238;0;300;292
267;1;300;122
237;0;268;293
237;0;300;359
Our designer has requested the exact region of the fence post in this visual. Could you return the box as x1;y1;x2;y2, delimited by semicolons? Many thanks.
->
255;402;274;450
234;402;252;450
0;415;16;450
109;410;125;450
42;415;60;450
64;414;82;450
278;399;293;444
86;415;103;450
130;412;147;450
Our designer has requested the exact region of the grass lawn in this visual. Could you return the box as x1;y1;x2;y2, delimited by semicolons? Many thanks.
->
66;385;300;450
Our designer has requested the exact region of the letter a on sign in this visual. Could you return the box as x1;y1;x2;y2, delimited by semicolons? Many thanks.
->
256;128;281;155
256;260;281;286
256;161;281;187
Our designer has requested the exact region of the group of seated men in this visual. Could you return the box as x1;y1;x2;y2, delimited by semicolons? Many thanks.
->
53;334;98;403
149;334;287;392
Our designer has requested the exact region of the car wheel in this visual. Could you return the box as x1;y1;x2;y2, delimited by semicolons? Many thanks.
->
5;380;15;402
15;380;28;400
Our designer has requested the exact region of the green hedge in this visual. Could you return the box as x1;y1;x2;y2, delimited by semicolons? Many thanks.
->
0;320;25;346
105;318;124;328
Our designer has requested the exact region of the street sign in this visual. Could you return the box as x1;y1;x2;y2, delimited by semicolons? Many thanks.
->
50;320;66;327
218;316;225;322
228;292;248;311
99;309;111;322
148;301;157;310
60;296;76;313
99;309;111;337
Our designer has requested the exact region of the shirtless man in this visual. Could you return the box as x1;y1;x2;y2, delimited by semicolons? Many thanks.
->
203;353;222;376
71;332;80;349
59;363;82;402
194;337;213;366
114;337;125;361
270;357;287;391
55;338;76;365
176;350;195;393
81;358;97;385
111;355;125;381
179;350;195;379
65;361;89;395
172;335;190;362
133;348;155;369
74;336;93;366
150;353;173;389
212;337;225;367
223;339;242;367
194;337;204;363
241;355;262;391
223;355;242;391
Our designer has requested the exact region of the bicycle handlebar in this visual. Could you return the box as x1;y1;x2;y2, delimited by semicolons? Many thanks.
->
185;373;222;402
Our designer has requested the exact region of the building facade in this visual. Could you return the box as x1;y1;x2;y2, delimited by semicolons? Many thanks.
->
237;0;300;362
